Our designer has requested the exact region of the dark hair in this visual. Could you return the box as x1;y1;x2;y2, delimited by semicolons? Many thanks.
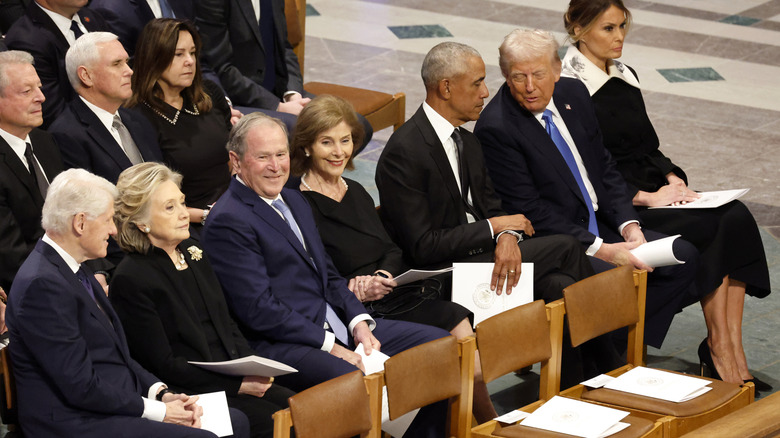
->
290;95;364;176
127;18;212;113
564;0;632;44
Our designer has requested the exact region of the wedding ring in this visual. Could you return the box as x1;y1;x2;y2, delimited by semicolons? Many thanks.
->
508;270;515;274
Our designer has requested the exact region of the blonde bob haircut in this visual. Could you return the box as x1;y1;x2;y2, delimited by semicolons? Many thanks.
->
114;162;183;254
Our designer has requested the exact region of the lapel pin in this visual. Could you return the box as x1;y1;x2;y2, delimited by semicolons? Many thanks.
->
565;104;572;110
84;17;91;23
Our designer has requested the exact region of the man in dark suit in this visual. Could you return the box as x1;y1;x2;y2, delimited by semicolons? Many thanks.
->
87;0;194;57
49;31;162;185
4;0;109;127
202;113;449;436
7;168;249;438
474;29;699;348
0;50;63;291
375;42;593;301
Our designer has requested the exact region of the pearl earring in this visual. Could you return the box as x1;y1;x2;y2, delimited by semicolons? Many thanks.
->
144;226;150;233
305;152;310;157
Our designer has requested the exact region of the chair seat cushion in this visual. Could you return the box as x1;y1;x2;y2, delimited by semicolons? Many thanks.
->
494;413;654;438
581;370;741;417
304;81;393;115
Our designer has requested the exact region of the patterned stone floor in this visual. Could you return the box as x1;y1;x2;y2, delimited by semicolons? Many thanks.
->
300;0;780;411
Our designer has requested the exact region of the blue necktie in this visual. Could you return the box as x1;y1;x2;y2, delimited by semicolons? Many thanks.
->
272;199;349;344
542;109;599;237
158;0;175;18
76;267;97;302
70;20;84;40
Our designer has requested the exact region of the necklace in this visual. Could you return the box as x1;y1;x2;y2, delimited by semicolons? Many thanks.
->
143;101;200;125
301;172;348;198
173;248;188;271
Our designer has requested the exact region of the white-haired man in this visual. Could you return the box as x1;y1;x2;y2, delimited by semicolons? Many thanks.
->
7;168;249;438
49;31;162;185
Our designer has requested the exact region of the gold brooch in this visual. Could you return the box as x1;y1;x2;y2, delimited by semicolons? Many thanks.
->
187;246;203;261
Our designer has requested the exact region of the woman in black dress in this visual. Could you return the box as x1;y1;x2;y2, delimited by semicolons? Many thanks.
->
562;0;771;388
128;19;233;234
289;95;496;421
111;162;295;438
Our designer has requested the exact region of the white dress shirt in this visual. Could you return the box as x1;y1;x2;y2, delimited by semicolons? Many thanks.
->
0;128;49;183
35;2;87;46
79;97;130;154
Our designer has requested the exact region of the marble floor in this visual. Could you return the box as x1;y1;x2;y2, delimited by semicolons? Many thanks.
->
302;0;780;410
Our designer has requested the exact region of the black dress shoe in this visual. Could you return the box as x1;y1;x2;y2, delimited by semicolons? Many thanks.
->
745;376;773;392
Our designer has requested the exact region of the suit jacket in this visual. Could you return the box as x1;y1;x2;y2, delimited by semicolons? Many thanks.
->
474;78;639;246
0;129;62;290
110;239;255;396
201;180;367;363
4;3;108;128
87;0;194;57
375;105;504;269
7;240;159;437
196;0;304;109
49;97;163;183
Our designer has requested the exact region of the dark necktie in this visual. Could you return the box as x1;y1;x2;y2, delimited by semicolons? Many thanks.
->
158;0;175;17
541;109;599;237
258;0;277;92
112;114;144;165
70;20;84;40
272;198;349;344
451;128;481;221
24;142;48;197
76;267;98;303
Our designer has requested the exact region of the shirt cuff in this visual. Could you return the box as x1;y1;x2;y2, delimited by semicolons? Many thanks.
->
320;331;336;353
618;220;640;236
486;220;494;238
585;236;604;256
283;91;301;101
349;314;375;333
142;397;167;422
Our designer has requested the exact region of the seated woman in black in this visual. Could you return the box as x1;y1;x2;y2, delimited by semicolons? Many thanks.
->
128;19;233;235
289;95;497;422
562;0;771;389
111;162;295;438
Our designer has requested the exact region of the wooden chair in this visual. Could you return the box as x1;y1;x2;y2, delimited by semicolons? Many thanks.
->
679;390;780;438
560;266;754;438
272;370;382;438
383;336;475;438
471;300;665;438
285;0;407;132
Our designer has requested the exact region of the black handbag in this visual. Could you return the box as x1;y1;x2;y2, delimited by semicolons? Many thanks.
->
365;278;442;317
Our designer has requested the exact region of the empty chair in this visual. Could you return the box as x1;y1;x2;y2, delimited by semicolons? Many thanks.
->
560;266;753;438
471;299;663;438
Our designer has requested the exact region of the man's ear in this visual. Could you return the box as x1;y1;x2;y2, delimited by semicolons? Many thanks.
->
438;79;451;100
72;212;87;236
77;65;93;89
228;151;241;174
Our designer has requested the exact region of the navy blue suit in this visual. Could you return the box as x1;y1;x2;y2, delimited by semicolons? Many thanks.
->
49;98;163;184
475;78;700;347
6;240;242;437
4;3;109;128
202;180;449;391
87;0;194;57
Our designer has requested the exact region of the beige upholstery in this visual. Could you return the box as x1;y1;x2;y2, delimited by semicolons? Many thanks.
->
285;0;407;132
273;371;380;438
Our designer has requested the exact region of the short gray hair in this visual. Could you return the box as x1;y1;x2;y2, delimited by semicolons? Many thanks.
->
42;168;118;235
65;32;120;90
421;42;482;90
0;51;34;96
499;29;560;78
226;112;288;158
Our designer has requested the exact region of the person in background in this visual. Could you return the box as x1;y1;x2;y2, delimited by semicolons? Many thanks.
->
561;0;771;389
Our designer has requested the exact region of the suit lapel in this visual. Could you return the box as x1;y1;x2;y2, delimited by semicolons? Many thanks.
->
0;137;43;206
72;99;133;170
413;109;465;222
119;109;157;162
131;0;156;23
28;3;69;49
237;0;264;49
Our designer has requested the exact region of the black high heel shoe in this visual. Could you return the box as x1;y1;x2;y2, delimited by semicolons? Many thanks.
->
745;376;773;392
698;339;721;380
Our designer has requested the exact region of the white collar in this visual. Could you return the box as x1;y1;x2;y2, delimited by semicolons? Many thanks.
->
560;45;640;96
534;97;562;124
422;101;457;148
80;96;118;133
0;127;32;166
35;1;83;45
42;234;80;274
235;175;282;207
